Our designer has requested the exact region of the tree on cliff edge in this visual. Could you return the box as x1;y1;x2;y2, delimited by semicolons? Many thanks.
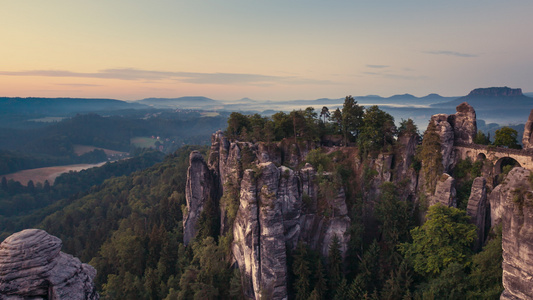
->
341;96;364;145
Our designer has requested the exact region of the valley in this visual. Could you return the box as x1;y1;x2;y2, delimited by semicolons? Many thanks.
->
3;162;107;186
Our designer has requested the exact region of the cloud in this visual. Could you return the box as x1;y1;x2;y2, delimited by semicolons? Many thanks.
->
366;64;389;69
56;83;103;87
0;68;331;86
423;50;478;58
363;71;427;80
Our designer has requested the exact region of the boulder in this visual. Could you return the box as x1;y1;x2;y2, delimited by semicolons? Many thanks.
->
0;229;99;300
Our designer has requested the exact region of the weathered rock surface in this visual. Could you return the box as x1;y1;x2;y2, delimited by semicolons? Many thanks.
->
489;167;533;300
231;162;350;300
466;177;487;250
0;229;98;300
430;114;455;172
395;133;420;197
430;173;457;207
522;109;533;149
188;132;350;300
488;168;531;228
427;103;478;173
448;102;477;145
183;150;217;245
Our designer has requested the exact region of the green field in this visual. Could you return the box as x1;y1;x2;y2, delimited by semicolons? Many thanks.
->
200;111;220;117
131;137;157;148
27;117;66;123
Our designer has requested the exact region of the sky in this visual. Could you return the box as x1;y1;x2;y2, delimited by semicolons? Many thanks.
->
1;0;532;101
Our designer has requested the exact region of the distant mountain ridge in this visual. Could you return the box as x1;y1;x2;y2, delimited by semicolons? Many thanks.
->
431;87;533;125
467;86;524;97
432;87;532;108
139;96;219;109
0;97;148;115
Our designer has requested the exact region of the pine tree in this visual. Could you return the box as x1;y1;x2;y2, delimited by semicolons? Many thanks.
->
327;235;343;293
293;242;311;300
313;259;327;299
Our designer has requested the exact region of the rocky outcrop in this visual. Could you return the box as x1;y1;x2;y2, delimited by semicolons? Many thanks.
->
488;168;531;228
522;109;533;149
430;173;456;207
430;114;455;172
427;102;478;172
0;229;98;300
183;151;217;245
187;132;350;300
488;167;533;300
466;177;487;250
448;102;477;145
232;162;350;300
395;133;420;196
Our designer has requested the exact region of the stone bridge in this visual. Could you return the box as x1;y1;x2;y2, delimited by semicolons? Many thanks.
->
454;143;533;175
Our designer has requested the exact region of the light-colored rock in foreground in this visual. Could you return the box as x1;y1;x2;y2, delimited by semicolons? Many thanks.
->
0;229;99;300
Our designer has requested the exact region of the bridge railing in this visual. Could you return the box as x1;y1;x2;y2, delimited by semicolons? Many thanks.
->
455;142;533;156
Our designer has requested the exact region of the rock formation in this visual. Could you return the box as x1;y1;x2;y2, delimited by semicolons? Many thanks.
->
429;114;455;172
186;132;350;300
522;109;533;149
427;102;477;172
466;177;487;250
487;167;533;300
183;150;218;245
0;229;99;300
448;102;477;145
429;173;457;207
231;162;350;300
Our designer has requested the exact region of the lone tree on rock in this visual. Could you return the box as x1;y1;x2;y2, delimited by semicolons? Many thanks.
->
493;126;521;149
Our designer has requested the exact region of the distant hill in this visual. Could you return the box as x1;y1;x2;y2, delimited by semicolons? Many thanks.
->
432;87;531;108
432;87;533;124
354;93;456;105
0;97;147;116
138;96;220;109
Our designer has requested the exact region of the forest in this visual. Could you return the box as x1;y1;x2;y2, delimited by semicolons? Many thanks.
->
0;96;520;299
0;110;228;175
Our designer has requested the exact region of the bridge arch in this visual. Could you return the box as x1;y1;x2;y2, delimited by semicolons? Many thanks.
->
494;157;521;175
476;153;486;161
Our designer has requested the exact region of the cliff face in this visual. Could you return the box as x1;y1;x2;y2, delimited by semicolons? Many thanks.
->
183;151;218;245
430;173;457;207
230;160;350;300
0;229;99;300
488;168;533;300
522;109;533;149
186;133;350;300
427;102;477;173
448;102;477;145
466;177;487;250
